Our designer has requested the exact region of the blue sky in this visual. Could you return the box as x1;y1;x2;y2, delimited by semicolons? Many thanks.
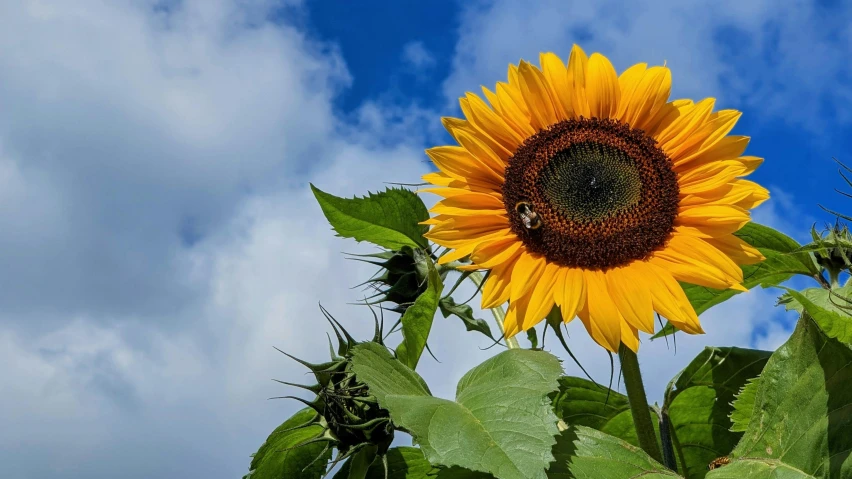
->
1;1;850;478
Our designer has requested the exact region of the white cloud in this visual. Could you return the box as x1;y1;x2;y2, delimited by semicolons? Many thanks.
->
442;0;852;130
401;40;436;70
0;0;347;321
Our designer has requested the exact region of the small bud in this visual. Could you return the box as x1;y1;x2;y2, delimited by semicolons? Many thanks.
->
810;221;852;286
350;246;437;314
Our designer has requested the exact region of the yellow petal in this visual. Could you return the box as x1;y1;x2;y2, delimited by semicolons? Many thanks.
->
650;237;742;290
418;186;488;198
445;110;513;162
471;236;524;269
510;252;547;301
739;156;763;175
504;291;531;338
605;265;655;334
676;204;751;236
464;92;525;151
481;254;519;309
506;64;529;114
431;191;504;212
704;234;765;265
522;262;561;330
426;214;509;236
678;160;749;195
518;61;559;130
645;262;703;334
731;180;770;209
665;233;744;282
667;109;738;159
644;99;693;138
453;128;507;175
567;44;590;118
619;65;671;131
657;98;715;151
436;242;479;264
422;171;453;186
615;62;647;120
430;206;504;217
679;179;769;210
555;267;585;323
577;270;622;352
674;135;750;171
427;223;511;248
668;110;742;164
586;53;620;119
621;322;640;352
539;52;572;119
495;82;536;137
425;146;503;186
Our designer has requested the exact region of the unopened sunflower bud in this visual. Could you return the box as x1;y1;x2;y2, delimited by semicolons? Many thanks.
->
810;222;852;286
274;306;394;472
351;246;436;314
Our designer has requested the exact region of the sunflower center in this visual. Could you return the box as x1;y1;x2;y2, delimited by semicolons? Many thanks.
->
539;142;642;222
502;118;679;270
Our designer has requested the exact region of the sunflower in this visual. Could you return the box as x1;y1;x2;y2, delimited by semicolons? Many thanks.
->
421;45;768;352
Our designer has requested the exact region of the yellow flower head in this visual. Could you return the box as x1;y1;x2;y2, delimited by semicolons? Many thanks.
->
422;45;768;352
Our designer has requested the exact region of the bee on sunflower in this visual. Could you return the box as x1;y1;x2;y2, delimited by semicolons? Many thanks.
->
422;45;768;352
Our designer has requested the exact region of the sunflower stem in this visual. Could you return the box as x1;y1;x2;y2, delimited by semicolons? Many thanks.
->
618;344;663;464
467;271;519;349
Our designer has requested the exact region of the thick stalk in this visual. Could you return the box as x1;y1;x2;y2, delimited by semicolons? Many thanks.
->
468;271;519;349
618;344;663;463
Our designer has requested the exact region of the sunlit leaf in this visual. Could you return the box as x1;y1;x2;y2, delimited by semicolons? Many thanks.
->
728;378;759;433
782;285;852;344
705;318;852;478
550;377;659;450
396;255;443;369
243;408;331;479
548;426;680;479
663;347;771;478
311;184;429;250
351;343;562;479
438;296;494;340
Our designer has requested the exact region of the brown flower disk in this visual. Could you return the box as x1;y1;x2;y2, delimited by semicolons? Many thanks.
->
502;118;679;270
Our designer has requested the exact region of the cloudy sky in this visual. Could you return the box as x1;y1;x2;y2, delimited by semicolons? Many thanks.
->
1;0;849;477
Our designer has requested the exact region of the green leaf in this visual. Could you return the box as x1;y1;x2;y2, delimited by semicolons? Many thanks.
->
782;285;852;343
396;255;443;369
311;184;429;250
334;447;491;479
243;408;331;479
336;445;380;479
706;317;852;478
728;378;759;433
527;328;539;349
438;296;494;340
652;222;817;340
351;343;562;479
351;342;432;400
548;426;680;478
663;347;771;479
550;377;658;449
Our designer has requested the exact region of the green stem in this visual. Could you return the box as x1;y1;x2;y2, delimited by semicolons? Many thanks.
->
468;271;519;349
829;267;842;289
618;344;663;463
